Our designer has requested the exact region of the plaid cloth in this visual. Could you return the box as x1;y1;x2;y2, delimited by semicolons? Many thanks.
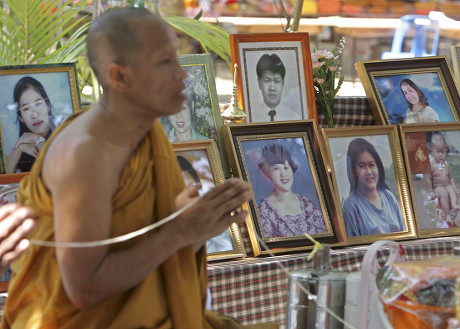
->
208;236;460;328
316;96;376;128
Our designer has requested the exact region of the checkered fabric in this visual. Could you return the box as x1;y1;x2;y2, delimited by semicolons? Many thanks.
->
208;236;460;328
316;96;376;128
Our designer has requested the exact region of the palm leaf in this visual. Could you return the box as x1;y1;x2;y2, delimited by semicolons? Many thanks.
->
164;15;231;65
0;0;90;65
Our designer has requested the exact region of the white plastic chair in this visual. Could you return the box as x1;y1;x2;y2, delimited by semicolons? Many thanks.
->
381;15;440;59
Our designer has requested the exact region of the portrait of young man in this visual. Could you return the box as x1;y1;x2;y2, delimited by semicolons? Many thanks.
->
241;49;305;123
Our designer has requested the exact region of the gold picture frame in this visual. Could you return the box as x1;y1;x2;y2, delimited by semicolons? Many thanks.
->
0;63;81;174
172;140;246;261
451;45;460;87
229;32;317;123
355;56;460;125
399;122;460;238
0;172;28;292
161;53;230;177
322;125;417;245
223;120;346;256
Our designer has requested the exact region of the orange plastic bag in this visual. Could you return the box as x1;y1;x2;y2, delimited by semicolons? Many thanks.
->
383;299;454;329
378;256;460;329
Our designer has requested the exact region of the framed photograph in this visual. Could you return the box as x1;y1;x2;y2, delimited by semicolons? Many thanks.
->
0;172;28;292
223;120;346;256
161;53;230;177
0;63;80;174
451;45;460;86
322;126;416;245
230;33;317;123
172;140;246;261
0;173;27;205
399;122;460;238
355;57;460;125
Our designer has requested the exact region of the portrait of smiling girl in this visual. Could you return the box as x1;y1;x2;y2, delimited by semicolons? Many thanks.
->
256;142;326;239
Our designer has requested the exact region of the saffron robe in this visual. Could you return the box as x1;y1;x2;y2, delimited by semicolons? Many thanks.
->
1;114;277;329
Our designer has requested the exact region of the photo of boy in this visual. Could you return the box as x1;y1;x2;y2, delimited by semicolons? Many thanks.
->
426;132;460;227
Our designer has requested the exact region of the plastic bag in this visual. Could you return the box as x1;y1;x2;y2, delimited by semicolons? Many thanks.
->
377;256;460;329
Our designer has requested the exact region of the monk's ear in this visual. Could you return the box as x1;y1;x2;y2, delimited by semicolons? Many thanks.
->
107;62;132;91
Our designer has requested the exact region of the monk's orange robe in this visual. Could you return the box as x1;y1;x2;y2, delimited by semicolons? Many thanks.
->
1;116;277;329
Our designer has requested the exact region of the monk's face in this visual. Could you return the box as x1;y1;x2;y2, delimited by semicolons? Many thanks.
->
128;19;187;118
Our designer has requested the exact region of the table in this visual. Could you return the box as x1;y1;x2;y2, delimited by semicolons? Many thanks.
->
316;96;375;127
203;15;460;40
208;236;460;328
205;15;460;81
200;16;323;35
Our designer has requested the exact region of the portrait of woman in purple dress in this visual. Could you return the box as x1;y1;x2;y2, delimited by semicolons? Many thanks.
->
256;143;326;239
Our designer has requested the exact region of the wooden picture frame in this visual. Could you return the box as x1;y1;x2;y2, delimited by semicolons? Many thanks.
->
161;53;230;177
355;56;460;125
399;122;460;238
172;140;245;261
223;120;346;256
451;45;460;87
230;33;317;123
322;125;416;245
0;63;80;174
0;172;28;292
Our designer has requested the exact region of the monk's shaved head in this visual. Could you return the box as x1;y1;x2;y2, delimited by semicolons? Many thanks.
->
87;7;168;88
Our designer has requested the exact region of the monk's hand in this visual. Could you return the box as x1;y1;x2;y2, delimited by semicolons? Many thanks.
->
0;204;36;274
175;178;252;247
175;185;201;211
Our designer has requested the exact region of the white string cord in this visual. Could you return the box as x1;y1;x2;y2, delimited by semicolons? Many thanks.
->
30;197;200;248
29;197;357;329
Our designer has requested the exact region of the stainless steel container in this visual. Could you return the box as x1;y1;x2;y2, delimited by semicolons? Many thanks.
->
286;268;318;329
314;271;348;329
286;245;347;329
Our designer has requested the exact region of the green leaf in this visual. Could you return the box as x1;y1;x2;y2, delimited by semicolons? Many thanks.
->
193;9;203;20
0;0;89;65
163;15;231;65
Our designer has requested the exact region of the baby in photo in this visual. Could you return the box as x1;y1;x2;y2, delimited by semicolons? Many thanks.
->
425;132;460;227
